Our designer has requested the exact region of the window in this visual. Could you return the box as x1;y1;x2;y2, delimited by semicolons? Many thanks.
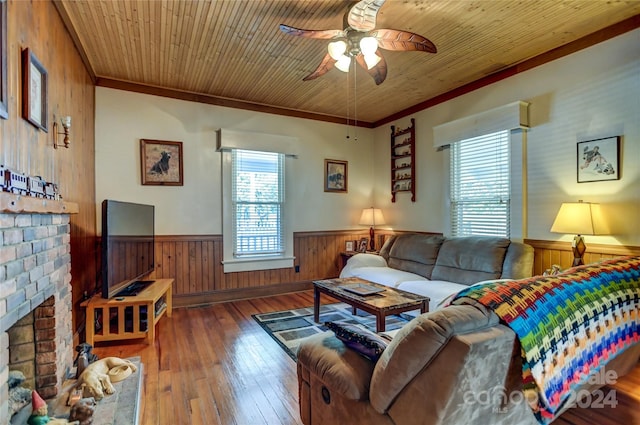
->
231;149;284;257
450;130;510;237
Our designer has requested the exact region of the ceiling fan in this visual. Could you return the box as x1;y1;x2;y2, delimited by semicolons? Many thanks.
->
279;0;437;85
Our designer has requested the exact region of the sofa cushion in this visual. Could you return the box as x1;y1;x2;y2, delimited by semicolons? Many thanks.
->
431;237;510;285
502;242;535;279
387;234;445;279
345;267;427;288
325;322;391;362
396;280;469;312
377;235;396;259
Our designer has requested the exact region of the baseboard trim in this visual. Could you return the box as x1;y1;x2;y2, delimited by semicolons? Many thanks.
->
173;280;314;307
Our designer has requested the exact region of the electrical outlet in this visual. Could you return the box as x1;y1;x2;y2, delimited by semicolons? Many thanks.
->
295;265;300;273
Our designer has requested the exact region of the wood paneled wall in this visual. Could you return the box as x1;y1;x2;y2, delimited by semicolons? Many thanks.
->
106;237;154;289
1;1;96;333
150;232;640;307
525;239;640;275
154;231;371;307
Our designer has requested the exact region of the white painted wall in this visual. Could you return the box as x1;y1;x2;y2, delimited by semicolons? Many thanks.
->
96;29;639;246
372;29;639;246
95;88;374;235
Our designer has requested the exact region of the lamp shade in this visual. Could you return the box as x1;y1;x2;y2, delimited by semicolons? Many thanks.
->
359;208;386;227
550;201;609;235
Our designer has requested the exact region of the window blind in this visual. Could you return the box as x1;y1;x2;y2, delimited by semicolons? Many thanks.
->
450;130;510;237
231;149;285;257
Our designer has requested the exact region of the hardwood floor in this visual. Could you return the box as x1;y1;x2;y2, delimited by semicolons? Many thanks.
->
93;291;640;425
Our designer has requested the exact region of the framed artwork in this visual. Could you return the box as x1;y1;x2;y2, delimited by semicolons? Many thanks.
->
357;238;369;253
140;139;184;186
22;48;48;130
0;0;7;119
577;136;620;183
324;159;348;192
345;241;354;252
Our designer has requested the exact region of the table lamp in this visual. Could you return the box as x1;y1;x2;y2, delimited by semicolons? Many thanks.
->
359;207;386;251
550;200;609;266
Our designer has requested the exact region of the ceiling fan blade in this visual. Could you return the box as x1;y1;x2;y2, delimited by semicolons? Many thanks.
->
356;52;387;85
347;0;386;32
279;24;344;40
371;29;437;53
302;53;337;81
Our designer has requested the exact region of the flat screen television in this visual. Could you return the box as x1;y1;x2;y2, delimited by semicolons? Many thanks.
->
101;200;155;298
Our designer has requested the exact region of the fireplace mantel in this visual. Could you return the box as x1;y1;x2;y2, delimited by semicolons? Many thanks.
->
0;192;78;214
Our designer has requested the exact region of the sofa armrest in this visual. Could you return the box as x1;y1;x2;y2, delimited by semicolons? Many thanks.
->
297;331;376;401
340;253;388;278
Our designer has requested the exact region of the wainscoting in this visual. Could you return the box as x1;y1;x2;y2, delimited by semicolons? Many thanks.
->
154;231;371;307
525;239;640;275
151;232;639;307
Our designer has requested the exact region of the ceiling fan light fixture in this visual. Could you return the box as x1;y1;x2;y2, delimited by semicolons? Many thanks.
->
328;40;348;60
363;53;381;69
359;36;378;56
280;0;437;84
335;55;352;72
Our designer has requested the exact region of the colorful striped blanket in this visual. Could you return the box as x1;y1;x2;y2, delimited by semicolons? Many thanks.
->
450;256;640;424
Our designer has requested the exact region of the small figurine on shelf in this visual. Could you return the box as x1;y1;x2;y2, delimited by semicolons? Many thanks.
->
27;390;49;425
543;264;562;276
28;390;79;425
69;397;96;425
74;343;99;378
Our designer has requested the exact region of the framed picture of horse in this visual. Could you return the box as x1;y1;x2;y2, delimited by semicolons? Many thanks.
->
140;139;183;186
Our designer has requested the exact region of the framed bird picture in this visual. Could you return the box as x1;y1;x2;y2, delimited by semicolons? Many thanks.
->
140;139;183;186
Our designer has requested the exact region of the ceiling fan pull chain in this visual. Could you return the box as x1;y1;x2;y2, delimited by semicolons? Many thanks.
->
354;59;358;142
346;68;351;141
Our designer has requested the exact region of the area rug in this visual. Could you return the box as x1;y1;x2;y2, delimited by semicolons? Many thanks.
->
252;303;411;361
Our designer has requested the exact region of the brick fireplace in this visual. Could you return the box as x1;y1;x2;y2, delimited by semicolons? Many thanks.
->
0;211;74;424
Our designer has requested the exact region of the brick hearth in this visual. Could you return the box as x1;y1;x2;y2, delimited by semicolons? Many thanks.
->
0;212;74;425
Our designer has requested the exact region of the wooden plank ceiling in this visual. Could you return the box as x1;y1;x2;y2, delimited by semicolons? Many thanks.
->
56;1;640;125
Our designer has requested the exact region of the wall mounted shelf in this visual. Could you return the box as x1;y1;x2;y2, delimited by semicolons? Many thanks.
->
390;118;415;202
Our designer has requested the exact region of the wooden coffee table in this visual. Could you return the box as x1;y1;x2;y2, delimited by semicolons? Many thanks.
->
313;277;429;332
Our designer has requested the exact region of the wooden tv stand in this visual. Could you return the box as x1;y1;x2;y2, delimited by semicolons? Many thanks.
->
83;278;173;346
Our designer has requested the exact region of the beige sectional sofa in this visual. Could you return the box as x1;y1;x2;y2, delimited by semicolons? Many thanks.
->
340;234;535;311
299;255;640;425
297;303;640;425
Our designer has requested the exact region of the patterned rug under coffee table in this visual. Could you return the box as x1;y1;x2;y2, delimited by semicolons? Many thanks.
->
252;303;410;361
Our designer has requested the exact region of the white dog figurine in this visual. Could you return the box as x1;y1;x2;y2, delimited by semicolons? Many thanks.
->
76;357;137;400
